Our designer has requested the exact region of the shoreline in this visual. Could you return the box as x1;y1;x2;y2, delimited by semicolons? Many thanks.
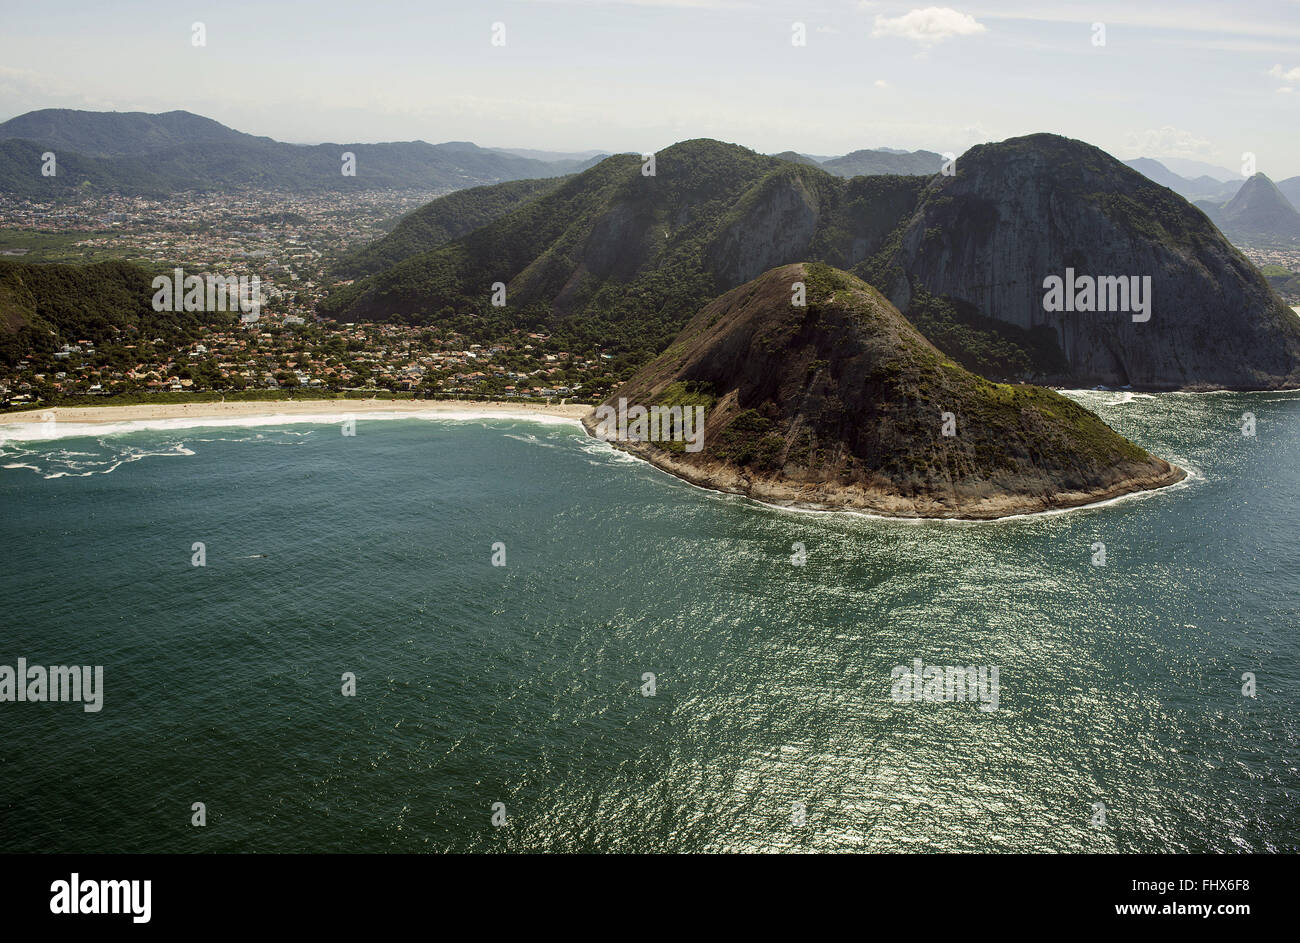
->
3;397;1188;521
581;416;1188;522
0;398;592;427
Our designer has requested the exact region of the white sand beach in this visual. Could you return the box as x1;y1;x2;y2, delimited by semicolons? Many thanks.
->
1;398;593;427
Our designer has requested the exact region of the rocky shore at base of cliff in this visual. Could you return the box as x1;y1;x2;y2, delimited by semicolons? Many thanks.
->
579;415;1186;520
583;261;1190;521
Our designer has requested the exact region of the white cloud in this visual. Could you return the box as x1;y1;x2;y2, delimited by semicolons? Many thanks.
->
1268;64;1300;92
957;123;993;149
871;7;986;45
1123;125;1215;159
0;65;119;115
874;79;891;88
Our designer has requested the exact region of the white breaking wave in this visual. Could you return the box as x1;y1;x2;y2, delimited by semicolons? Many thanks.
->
0;410;589;479
503;432;562;449
1;442;195;479
0;409;583;445
575;436;642;464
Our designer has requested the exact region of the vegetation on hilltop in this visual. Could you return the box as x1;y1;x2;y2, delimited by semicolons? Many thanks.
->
333;177;567;278
820;148;945;177
0;259;221;368
0;109;591;197
591;262;1177;517
321;141;926;367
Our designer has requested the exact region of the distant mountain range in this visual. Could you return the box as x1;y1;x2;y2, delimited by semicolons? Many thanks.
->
0;109;258;156
819;148;948;177
489;147;609;163
769;148;946;176
1154;157;1239;181
3;109;1296;213
1121;157;1300;243
1122;157;1242;202
0;109;606;197
321;134;1300;390
0;109;960;199
1194;173;1300;244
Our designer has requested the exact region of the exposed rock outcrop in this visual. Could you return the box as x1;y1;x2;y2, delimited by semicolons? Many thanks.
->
876;135;1300;389
325;135;1300;390
584;263;1185;519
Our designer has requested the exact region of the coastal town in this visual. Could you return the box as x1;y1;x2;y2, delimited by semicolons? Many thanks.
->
1240;244;1300;306
0;316;616;405
0;188;620;406
3;188;1298;409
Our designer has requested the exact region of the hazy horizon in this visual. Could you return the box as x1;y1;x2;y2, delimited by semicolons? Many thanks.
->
0;104;1275;182
0;0;1297;177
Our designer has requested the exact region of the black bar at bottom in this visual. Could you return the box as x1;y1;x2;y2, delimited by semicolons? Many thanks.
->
2;853;1279;929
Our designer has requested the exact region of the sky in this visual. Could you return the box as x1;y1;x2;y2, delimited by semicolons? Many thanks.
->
1;0;1298;177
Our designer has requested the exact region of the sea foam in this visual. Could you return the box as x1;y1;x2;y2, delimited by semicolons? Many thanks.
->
0;409;583;445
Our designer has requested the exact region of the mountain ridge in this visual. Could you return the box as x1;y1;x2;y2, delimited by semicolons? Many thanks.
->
322;133;1300;390
821;148;946;178
1196;172;1300;244
1123;157;1241;202
0;109;595;196
872;135;1300;389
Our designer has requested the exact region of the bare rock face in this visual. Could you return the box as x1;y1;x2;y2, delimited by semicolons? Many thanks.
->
878;134;1300;390
707;173;822;286
586;262;1184;520
325;135;1299;391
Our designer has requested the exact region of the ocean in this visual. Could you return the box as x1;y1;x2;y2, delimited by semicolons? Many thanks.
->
1;391;1297;853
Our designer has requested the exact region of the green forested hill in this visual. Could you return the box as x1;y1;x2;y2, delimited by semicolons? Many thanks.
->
0;110;588;196
320;140;928;363
593;262;1180;518
0;260;220;367
333;177;569;278
0;139;177;198
321;133;1300;389
820;148;945;177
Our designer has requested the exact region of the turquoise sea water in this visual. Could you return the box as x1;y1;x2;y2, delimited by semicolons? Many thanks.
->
1;392;1297;853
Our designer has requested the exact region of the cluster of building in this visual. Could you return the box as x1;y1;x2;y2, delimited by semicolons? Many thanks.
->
0;188;442;305
1240;245;1300;305
0;188;621;406
2;315;614;405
